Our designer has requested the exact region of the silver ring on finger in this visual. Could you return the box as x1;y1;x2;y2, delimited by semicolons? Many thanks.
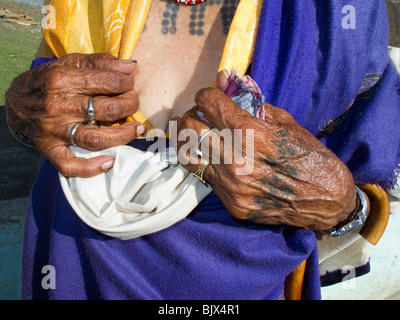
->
191;128;216;159
69;123;82;146
86;96;97;126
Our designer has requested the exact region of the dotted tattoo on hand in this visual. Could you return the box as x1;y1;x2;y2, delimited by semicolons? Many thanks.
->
161;3;180;35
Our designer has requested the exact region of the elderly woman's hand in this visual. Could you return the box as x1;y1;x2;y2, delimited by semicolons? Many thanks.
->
5;53;144;177
174;88;358;231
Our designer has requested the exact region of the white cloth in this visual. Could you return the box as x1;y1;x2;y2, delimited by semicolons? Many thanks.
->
389;46;400;73
387;46;400;214
59;144;211;240
318;226;372;278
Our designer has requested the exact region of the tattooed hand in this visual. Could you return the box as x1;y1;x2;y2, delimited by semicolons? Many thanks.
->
174;87;358;231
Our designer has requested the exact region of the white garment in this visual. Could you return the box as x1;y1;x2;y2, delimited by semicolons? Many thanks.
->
318;226;371;278
387;46;400;214
59;144;211;240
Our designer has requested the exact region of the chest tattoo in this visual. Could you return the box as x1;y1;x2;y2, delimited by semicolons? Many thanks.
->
161;3;180;34
158;0;239;36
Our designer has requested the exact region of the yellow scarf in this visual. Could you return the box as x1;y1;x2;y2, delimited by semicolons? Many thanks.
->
43;0;263;130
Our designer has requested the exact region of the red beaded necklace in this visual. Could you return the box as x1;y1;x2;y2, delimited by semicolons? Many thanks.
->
174;0;207;4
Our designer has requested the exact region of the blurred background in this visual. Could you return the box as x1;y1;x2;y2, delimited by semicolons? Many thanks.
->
0;0;42;300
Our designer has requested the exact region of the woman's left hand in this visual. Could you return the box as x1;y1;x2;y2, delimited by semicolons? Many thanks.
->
173;86;358;231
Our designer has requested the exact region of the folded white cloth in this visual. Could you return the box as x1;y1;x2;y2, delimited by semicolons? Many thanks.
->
59;144;211;240
318;225;372;278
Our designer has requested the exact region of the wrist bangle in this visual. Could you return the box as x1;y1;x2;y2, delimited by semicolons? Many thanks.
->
321;186;368;237
8;128;36;148
4;104;35;148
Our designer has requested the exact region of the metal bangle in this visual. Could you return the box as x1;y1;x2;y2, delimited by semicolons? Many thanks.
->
4;104;35;148
8;127;35;148
321;186;368;237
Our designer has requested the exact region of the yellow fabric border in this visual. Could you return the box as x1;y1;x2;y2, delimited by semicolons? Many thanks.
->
359;184;390;245
284;260;307;300
217;0;262;77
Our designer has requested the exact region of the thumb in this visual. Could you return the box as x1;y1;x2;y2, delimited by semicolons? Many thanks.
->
60;53;137;75
195;87;250;131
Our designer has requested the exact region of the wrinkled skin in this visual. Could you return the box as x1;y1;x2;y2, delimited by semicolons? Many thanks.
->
174;83;358;231
6;53;358;230
5;53;144;177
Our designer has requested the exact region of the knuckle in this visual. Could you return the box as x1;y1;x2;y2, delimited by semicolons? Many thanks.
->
88;53;114;67
108;73;123;90
44;67;64;90
57;161;73;177
269;104;294;122
84;132;104;149
42;97;58;115
103;100;123;120
59;53;81;66
44;67;57;83
60;53;116;69
181;110;193;123
226;202;243;219
195;87;217;105
180;117;196;133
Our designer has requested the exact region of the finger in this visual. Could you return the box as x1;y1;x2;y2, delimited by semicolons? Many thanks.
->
49;65;134;95
195;87;250;131
175;111;204;169
51;146;116;178
84;53;138;75
173;110;202;153
71;121;145;151
181;108;209;129
175;109;225;173
59;53;137;75
88;90;139;122
179;109;213;149
216;69;229;92
170;116;182;127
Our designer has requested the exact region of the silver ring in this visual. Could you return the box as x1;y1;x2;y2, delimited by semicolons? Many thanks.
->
87;96;97;126
192;128;216;158
69;123;82;146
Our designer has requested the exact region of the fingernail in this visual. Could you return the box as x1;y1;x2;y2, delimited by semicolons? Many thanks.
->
137;124;146;136
101;160;114;171
121;59;137;64
222;69;230;78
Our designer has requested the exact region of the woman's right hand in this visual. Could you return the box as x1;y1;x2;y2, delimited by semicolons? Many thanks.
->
5;53;145;177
